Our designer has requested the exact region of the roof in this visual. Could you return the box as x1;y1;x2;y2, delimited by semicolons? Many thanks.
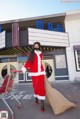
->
0;12;66;25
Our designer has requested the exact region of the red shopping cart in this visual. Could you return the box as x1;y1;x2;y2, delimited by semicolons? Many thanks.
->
0;72;22;119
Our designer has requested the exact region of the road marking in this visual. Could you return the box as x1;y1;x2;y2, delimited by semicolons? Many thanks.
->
4;91;33;100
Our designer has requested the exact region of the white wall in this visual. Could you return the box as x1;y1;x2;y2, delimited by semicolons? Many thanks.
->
65;10;80;81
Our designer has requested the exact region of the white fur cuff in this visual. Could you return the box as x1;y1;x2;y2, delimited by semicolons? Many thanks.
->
21;67;26;73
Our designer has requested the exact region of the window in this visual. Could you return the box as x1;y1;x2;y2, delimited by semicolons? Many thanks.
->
17;56;28;63
0;57;17;63
75;50;80;71
9;57;17;62
0;58;8;63
1;65;7;78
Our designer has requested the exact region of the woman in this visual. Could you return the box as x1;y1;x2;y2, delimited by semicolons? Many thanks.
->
21;42;46;112
12;42;75;114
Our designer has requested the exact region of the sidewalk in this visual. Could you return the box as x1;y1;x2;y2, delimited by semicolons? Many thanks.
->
0;81;80;119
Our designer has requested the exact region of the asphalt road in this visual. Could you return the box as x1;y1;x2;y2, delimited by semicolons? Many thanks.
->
0;82;80;119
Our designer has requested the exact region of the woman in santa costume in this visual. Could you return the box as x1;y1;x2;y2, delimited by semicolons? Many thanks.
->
12;42;75;115
21;42;46;112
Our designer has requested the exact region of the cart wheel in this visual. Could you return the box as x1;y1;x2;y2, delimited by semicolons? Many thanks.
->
11;114;14;119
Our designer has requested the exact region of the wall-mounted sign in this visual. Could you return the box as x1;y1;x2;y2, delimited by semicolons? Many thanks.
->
55;55;66;69
36;20;63;32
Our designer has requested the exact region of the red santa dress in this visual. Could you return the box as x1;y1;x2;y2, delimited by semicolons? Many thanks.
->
22;50;46;100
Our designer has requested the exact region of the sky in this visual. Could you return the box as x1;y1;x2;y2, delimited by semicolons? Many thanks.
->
0;0;80;21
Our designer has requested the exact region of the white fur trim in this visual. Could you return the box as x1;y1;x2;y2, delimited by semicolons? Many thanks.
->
34;94;45;100
34;50;41;54
34;50;41;72
28;71;46;76
21;67;26;73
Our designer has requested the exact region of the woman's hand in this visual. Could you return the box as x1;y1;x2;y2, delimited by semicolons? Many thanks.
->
21;67;26;73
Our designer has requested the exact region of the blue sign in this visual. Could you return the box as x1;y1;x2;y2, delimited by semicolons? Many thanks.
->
57;24;63;32
36;20;44;29
36;20;63;32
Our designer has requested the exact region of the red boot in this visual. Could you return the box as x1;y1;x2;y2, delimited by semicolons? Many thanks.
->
35;98;39;105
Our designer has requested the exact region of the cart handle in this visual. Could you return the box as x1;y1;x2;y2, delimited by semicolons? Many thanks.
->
11;70;22;73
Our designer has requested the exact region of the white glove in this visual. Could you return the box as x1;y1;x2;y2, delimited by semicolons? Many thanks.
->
21;67;26;73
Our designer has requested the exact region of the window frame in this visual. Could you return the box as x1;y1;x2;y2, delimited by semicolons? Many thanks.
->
75;50;80;71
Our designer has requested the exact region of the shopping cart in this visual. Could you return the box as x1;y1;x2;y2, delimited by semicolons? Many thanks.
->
0;72;22;119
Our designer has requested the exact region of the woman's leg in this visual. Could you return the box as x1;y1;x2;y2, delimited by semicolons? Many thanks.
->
41;100;45;111
37;75;45;111
32;75;45;110
32;76;39;104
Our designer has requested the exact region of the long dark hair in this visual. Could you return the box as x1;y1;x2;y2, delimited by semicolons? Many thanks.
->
27;42;41;62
